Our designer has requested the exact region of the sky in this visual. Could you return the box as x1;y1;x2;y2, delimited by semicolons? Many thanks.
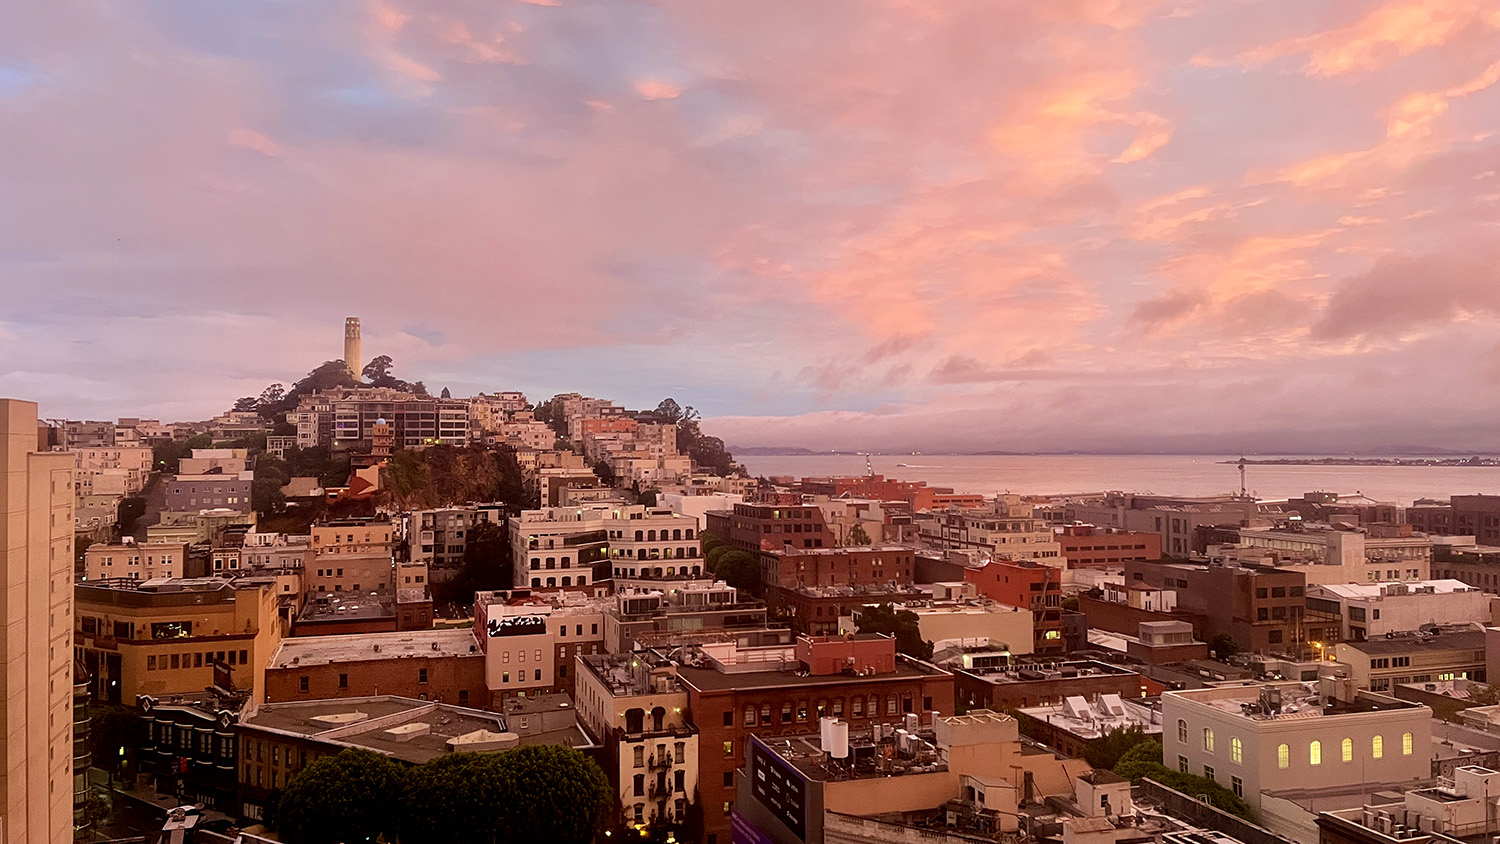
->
3;0;1500;453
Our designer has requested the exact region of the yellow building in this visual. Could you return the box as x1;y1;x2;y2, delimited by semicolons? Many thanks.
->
76;577;283;706
0;399;75;844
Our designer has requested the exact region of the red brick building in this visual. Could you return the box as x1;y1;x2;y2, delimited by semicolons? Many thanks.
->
947;659;1162;711
263;629;488;708
1056;525;1161;568
673;634;954;844
759;545;916;595
705;502;835;554
780;583;929;636
965;560;1064;653
793;474;957;511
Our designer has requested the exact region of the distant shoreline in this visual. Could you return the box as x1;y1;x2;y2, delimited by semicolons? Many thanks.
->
1221;458;1500;467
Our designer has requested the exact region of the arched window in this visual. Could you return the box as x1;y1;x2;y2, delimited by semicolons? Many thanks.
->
1402;732;1414;755
635;531;643;541
561;576;571;586
647;530;656;541
531;578;541;588
1231;737;1242;764
1372;735;1384;758
1341;738;1353;762
686;529;694;539
530;558;540;570
1309;740;1322;766
1177;720;1188;742
546;577;556;587
1203;728;1215;752
673;529;682;541
1277;744;1290;769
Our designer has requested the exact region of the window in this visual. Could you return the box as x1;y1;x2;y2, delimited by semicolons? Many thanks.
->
1309;740;1322;765
1372;735;1384;758
1231;776;1243;798
1403;732;1413;755
1177;720;1188;742
1178;756;1188;773
338;673;349;689
299;676;309;692
1204;765;1214;782
1230;737;1242;764
418;668;428;684
1342;738;1353;762
1277;744;1290;769
634;747;645;768
781;703;793;723
1203;728;1215;752
723;772;734;787
723;741;734;756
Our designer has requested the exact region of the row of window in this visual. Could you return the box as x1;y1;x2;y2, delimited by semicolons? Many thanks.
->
1182;721;1413;765
726;694;930;729
529;575;589;587
146;649;249;670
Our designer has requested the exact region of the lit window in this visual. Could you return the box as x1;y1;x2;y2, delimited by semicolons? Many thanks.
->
1277;744;1290;769
1309;740;1322;766
1341;738;1353;763
1230;737;1242;764
1203;728;1215;753
1372;735;1384;758
1402;732;1413;755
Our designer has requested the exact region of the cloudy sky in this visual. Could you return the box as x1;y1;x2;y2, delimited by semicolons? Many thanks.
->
3;0;1499;453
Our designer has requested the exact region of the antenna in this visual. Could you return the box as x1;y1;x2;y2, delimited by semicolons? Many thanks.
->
1238;456;1247;498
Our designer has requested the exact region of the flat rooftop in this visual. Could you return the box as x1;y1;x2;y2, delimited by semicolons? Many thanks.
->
1342;629;1486;655
1171;683;1424;722
298;592;395;622
955;660;1139;685
242;695;591;763
674;657;947;693
269;629;482;669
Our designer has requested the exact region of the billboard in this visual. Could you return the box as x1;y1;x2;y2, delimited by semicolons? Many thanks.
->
748;736;809;842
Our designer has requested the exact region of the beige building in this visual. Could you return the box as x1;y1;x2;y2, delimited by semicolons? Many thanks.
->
576;652;701;829
84;540;186;581
0;399;75;844
919;495;1063;564
76;577;283;706
1162;681;1430;816
307;519;395;595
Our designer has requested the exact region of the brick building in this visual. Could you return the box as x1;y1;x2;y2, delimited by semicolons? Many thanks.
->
965;560;1064;653
705;502;835;554
1055;525;1161;569
672;634;953;844
758;545;917;596
943;658;1160;711
1125;560;1307;655
263;629;487;708
1453;495;1500;545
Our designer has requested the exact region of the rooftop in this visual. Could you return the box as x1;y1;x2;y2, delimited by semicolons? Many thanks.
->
1169;683;1425;722
1314;580;1481;600
952;659;1139;685
1341;628;1487;655
269;629;482;669
672;652;948;693
241;695;592;763
298;592;395;623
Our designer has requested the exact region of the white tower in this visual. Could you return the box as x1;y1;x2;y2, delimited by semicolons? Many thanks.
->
344;317;362;379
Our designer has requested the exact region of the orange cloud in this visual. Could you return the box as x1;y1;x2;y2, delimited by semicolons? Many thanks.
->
1237;0;1500;76
634;79;682;100
226;128;279;157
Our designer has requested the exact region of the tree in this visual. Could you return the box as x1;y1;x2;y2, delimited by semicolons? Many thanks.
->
397;753;511;844
713;550;762;596
847;523;872;545
276;748;405;843
446;521;511;605
440;386;452;399
362;355;395;385
637;489;658;507
856;603;933;660
75;535;95;572
706;545;732;570
1467;683;1500;707
257;383;286;417
1083;725;1151;770
654;398;684;424
232;396;259;412
491;745;611;844
592;460;617;487
1208;633;1239;658
700;529;727;556
117;497;146;535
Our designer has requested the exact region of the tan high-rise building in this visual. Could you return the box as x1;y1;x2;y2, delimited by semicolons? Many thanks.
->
344;317;362;380
0;399;75;844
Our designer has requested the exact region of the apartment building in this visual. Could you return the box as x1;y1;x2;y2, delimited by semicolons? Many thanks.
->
1233;523;1432;585
474;590;611;704
1162;682;1430;815
83;540;185;581
514;504;699;591
1062;493;1266;557
1055;524;1161;568
166;472;254;512
0;399;75;844
918;495;1062;563
965;560;1064;653
673;633;954;843
576;652;701;830
75;577;282;706
409;504;506;571
1126;559;1308;655
1306;581;1489;643
73;445;153;493
327;388;468;449
705;502;836;554
263;628;487;707
1335;628;1487;691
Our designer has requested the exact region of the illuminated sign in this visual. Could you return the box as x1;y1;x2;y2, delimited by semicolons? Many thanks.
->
486;614;548;637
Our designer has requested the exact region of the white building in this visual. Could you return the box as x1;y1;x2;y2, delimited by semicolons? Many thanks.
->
474;591;609;705
1307;580;1489;642
510;504;702;591
1233;525;1432;585
575;651;700;830
84;541;185;581
1162;681;1431;816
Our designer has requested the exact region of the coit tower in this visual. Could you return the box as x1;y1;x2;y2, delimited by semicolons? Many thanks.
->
344;317;362;378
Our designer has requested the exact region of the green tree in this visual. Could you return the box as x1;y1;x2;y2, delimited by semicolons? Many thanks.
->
712;549;761;596
397;753;511;844
232;396;259;412
87;704;137;781
75;535;95;573
706;545;732;570
362;354;396;385
654;398;684;424
700;529;727;556
856;604;934;660
440;386;452;399
637;489;658;507
253;456;290;518
276;748;405;843
847;523;872;545
592;460;617;487
1467;683;1500;706
492;745;611;844
1082;725;1151;770
1061;595;1080;611
257;383;286;417
1208;633;1239;658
